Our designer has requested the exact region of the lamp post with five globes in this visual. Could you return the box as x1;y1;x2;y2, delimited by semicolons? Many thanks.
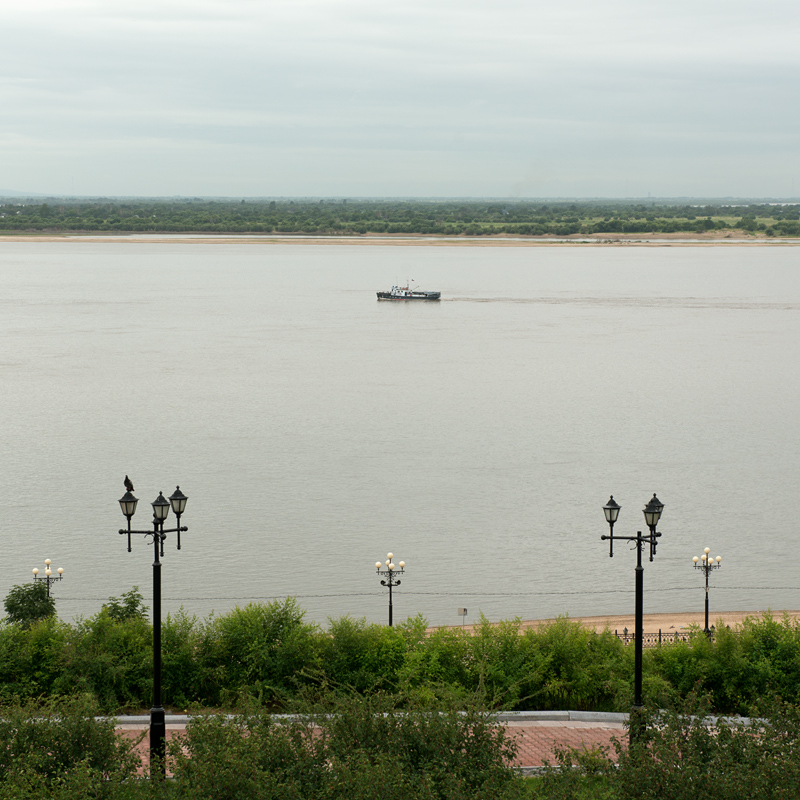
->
375;553;405;626
32;559;64;597
693;547;722;637
117;484;188;778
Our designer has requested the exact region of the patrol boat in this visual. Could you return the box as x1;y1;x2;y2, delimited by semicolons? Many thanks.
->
377;284;441;301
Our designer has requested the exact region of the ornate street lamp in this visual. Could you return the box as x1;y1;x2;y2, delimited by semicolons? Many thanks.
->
693;547;722;636
375;552;405;626
117;481;188;779
32;559;64;597
601;493;664;743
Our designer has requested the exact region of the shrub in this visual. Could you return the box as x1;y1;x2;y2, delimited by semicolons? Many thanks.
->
168;691;526;800
56;610;153;711
198;598;320;706
102;587;148;622
0;616;69;700
318;616;408;693
535;694;800;800
0;694;142;795
162;609;204;709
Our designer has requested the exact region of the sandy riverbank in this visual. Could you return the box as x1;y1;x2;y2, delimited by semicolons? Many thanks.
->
1;233;799;246
436;609;800;634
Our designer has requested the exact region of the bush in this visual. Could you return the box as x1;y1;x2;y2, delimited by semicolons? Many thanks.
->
168;691;526;800
198;598;320;706
0;616;69;700
56;610;153;711
162;609;205;709
317;616;408;693
534;694;800;800
102;587;148;622
1;601;800;717
0;694;143;796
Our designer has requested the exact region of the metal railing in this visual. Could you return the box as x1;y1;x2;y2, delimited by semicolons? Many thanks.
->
613;628;715;646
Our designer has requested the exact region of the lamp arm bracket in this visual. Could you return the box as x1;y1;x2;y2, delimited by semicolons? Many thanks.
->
602;531;660;544
119;529;160;536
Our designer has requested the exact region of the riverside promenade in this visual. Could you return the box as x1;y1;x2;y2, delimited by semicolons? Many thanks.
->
115;710;626;773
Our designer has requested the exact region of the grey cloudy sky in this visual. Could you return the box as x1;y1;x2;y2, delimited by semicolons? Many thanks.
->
2;0;798;197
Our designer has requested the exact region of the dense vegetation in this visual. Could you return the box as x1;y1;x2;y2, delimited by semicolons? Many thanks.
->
0;691;526;799
2;591;799;716
4;591;800;797
2;198;800;236
4;686;800;799
532;694;800;800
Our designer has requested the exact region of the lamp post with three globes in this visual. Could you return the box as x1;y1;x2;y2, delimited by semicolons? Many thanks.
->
117;483;188;778
601;493;665;742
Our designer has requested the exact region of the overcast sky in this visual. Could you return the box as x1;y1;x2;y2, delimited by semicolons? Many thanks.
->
1;0;798;198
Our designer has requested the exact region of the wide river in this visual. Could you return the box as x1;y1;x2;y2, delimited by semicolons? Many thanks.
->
1;238;799;629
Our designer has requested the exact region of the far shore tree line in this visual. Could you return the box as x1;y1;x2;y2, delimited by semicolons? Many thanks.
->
3;583;800;717
2;198;800;236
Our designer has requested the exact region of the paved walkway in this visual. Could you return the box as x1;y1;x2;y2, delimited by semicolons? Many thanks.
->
499;712;625;773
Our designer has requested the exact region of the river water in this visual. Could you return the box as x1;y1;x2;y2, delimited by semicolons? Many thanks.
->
1;240;799;628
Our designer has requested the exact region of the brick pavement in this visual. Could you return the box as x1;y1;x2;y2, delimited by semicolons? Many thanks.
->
503;718;624;772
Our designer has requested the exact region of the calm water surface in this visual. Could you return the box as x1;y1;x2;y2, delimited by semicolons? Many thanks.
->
1;241;799;627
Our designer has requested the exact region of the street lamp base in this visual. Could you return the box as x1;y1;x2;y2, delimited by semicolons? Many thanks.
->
150;705;166;775
629;703;646;747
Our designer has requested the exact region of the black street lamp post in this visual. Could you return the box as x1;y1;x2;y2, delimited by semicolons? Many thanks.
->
32;559;64;597
375;553;405;626
693;547;722;636
601;493;664;743
117;485;188;778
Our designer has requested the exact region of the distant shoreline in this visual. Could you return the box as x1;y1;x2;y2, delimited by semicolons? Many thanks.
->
2;233;800;246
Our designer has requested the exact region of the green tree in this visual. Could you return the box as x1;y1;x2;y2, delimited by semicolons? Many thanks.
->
102;587;148;622
3;582;56;628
